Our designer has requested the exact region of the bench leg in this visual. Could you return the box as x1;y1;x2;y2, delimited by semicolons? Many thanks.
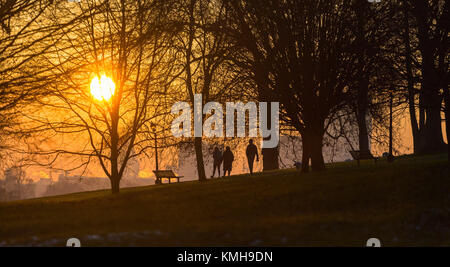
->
177;178;180;183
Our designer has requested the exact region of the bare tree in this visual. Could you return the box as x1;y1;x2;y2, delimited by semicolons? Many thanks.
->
0;1;60;155
0;1;105;171
344;1;398;154
21;0;177;194
226;0;365;172
407;0;448;154
170;0;235;181
384;0;448;156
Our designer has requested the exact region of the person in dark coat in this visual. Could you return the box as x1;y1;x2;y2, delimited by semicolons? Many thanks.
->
211;147;223;178
222;146;234;177
246;139;259;174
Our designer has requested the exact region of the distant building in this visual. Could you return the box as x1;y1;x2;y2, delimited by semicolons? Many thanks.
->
3;167;35;201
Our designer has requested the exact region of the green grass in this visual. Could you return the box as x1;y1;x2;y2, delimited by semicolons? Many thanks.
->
1;154;449;247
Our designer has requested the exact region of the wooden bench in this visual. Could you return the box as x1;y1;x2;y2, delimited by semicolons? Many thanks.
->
153;170;184;184
349;150;377;166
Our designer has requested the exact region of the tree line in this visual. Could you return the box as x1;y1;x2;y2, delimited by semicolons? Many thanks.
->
0;0;448;194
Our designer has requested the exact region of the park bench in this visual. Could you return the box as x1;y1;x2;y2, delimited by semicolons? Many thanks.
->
349;150;378;166
153;170;184;184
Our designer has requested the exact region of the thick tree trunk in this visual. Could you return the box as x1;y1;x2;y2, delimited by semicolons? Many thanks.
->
110;175;120;195
419;92;445;154
301;132;311;173
301;123;325;173
261;101;279;171
310;133;325;171
194;137;207;181
302;137;311;173
418;48;445;153
262;146;279;171
413;0;446;154
254;67;280;171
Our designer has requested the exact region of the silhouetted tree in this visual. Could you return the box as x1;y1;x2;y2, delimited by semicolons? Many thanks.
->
399;0;422;154
346;0;396;153
226;0;363;172
170;0;235;180
0;1;60;152
22;0;177;194
407;0;448;154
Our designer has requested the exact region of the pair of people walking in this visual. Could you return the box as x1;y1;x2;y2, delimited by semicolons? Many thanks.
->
211;139;259;178
212;146;234;177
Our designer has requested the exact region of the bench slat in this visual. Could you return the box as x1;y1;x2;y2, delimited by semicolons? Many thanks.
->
153;170;183;184
153;170;178;178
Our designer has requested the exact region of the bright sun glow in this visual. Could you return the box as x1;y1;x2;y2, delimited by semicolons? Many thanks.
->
90;75;116;101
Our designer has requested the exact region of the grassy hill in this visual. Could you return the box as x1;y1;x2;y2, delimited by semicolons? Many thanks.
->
1;154;449;247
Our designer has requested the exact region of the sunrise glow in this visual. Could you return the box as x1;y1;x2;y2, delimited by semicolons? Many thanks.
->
90;75;116;101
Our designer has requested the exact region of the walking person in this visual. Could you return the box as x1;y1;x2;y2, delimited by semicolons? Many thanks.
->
222;146;234;177
246;139;259;175
211;147;222;178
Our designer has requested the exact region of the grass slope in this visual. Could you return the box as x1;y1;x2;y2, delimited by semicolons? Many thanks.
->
1;154;449;246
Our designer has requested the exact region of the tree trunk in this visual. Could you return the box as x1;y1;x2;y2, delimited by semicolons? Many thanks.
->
110;175;120;195
301;123;325;173
418;49;445;153
357;79;370;152
301;131;311;173
445;89;450;161
261;102;279;171
402;2;421;154
419;88;445;154
194;137;207;181
413;0;446;154
262;146;279;171
110;116;121;194
388;92;395;163
355;1;370;153
310;133;325;172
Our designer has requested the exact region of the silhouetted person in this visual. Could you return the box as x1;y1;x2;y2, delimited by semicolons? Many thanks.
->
222;146;234;177
211;147;222;178
246;139;259;174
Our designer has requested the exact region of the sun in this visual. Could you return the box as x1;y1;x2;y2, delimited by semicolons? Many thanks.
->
90;75;116;101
